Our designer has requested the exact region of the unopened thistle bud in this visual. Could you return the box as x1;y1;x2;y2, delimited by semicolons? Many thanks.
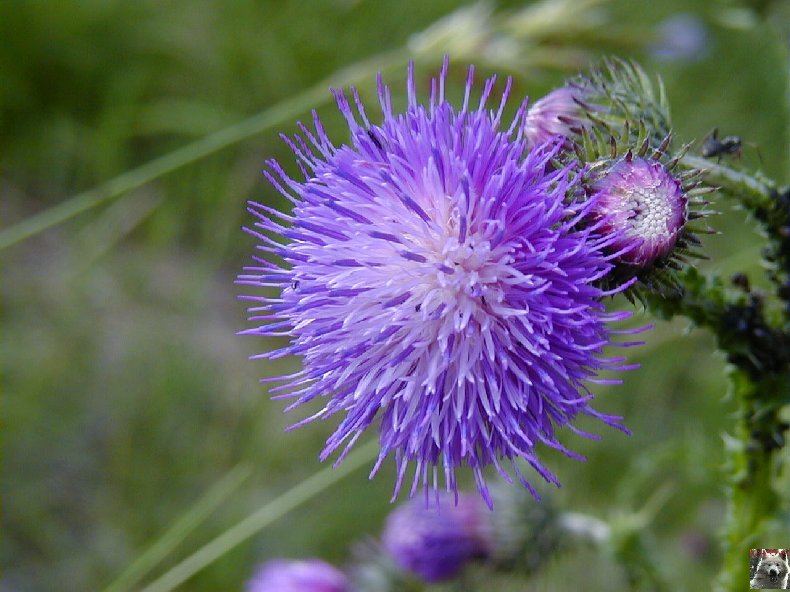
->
524;86;590;149
381;494;493;583
529;59;672;158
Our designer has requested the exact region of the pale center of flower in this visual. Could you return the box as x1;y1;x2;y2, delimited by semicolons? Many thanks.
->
595;160;686;261
621;179;676;240
437;236;496;294
407;204;514;339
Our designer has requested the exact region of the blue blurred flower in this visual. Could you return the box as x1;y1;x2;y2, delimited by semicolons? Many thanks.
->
382;493;492;582
239;59;640;505
246;559;349;592
650;14;710;62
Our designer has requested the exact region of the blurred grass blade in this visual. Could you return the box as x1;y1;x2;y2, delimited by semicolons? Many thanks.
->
0;48;409;252
139;439;378;592
76;190;163;270
103;463;252;592
0;90;326;252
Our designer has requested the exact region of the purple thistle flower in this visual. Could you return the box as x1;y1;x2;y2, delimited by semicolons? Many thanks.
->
238;59;641;505
246;559;349;592
589;154;688;268
382;493;492;583
523;86;591;149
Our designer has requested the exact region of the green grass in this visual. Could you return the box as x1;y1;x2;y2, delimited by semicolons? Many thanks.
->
2;0;788;590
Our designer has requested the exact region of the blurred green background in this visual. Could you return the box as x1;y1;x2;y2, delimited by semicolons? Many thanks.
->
2;0;788;590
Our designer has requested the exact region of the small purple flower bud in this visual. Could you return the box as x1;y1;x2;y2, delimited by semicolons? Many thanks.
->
590;156;687;267
246;559;349;592
382;494;493;583
524;86;589;148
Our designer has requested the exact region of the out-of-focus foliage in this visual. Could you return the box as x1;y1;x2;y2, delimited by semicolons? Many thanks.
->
1;0;788;590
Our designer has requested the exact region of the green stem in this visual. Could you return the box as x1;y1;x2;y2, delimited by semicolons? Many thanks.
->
681;154;778;214
646;270;789;591
0;48;410;252
643;266;789;591
717;370;788;592
138;439;379;592
680;156;789;305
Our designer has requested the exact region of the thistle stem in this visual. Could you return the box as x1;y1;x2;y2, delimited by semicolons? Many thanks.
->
680;154;778;214
717;370;788;592
648;151;790;590
645;269;789;591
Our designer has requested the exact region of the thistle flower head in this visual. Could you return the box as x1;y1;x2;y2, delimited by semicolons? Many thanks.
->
246;559;349;592
590;154;687;267
524;86;590;149
238;59;641;505
575;131;712;295
382;493;492;582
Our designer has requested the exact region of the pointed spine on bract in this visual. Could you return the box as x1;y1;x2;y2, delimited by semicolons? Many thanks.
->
566;57;672;149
